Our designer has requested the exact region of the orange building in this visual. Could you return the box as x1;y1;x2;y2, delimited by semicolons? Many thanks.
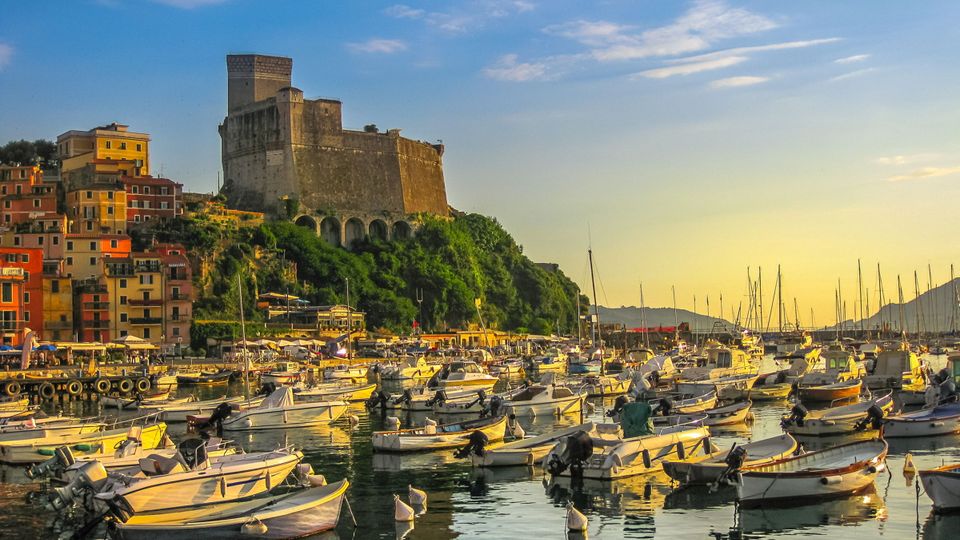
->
73;277;111;343
0;247;43;343
57;123;150;177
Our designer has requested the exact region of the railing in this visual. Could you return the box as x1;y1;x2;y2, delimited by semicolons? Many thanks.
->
129;317;162;325
129;298;162;306
83;302;110;310
169;292;191;300
85;320;110;329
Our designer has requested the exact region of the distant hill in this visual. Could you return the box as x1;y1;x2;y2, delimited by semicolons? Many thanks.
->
597;305;733;331
854;278;960;333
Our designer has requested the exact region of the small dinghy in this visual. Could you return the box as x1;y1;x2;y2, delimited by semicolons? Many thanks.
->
920;463;960;512
652;413;707;427
663;433;798;486
0;421;167;464
430;389;498;415
649;391;717;415
219;387;348;431
177;370;233;386
502;383;585;417
582;375;631;397
324;364;369;382
141;395;256;423
703;400;752;426
734;439;887;506
781;392;893;436
115;479;348;539
467;422;595;468
883;402;960;438
797;379;862;403
102;390;172;411
372;415;507;452
294;382;377;402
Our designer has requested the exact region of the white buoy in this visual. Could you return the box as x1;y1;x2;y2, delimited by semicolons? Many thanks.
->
566;502;588;532
904;452;917;474
395;494;415;522
386;416;401;431
241;519;268;536
348;414;360;428
408;484;428;507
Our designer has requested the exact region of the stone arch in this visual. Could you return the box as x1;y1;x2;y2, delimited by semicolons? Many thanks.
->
320;217;341;246
392;221;412;240
294;215;318;232
344;217;365;247
369;219;388;241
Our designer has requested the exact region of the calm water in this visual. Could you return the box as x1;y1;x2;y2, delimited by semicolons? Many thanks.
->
2;354;959;540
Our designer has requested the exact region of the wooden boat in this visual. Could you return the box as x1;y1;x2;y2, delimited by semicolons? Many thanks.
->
294;381;377;402
734;439;888;506
0;421;167;464
797;378;862;403
650;391;717;415
749;381;793;401
568;358;602;374
676;344;756;384
797;349;863;386
177;369;233;386
543;424;712;480
324;364;369;382
102;390;172;410
0;417;104;441
865;348;925;391
502;384;584;417
526;348;567;373
142;395;261;423
427;360;498;391
781;392;893;436
0;397;29;412
380;356;442;380
431;389;496;415
112;479;349;539
920;463;960;512
85;448;304;519
882;402;960;438
663;433;798;485
651;413;707;428
582;375;631;397
703;400;752;426
220;387;347;431
261;361;304;385
488;358;525;378
374;386;479;412
372;415;507;452
468;422;595;468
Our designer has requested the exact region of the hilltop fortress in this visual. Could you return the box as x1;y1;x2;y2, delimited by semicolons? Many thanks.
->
219;54;449;246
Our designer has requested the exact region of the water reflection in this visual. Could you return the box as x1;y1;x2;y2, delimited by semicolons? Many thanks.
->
734;486;887;534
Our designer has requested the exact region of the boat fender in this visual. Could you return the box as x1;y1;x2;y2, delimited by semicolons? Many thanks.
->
94;378;111;394
394;494;415;522
820;475;843;485
66;380;83;396
903;453;916;474
118;378;134;394
641;449;652;469
3;381;21;396
867;462;886;474
566;502;588;532
676;442;686;460
136;378;151;393
241;519;268;536
39;382;55;400
219;476;227;497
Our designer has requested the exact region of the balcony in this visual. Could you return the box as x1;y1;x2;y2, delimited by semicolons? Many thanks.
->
84;320;110;329
167;273;190;282
83;301;110;310
0;321;24;332
105;265;134;277
169;313;191;321
44;320;72;330
135;263;162;273
129;298;162;306
130;317;162;325
169;292;191;301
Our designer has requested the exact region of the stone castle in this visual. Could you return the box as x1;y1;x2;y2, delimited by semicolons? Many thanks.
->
219;54;449;246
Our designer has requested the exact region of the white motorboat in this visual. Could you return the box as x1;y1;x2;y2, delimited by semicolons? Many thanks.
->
526;348;567;373
502;383;584;417
468;422;595;467
262;361;305;385
369;386;480;412
0;421;167;464
582;375;631;397
865;348;925;391
220;387;347;431
676;344;756;384
294;381;377;402
703;400;752;426
427;361;498;391
142;395;260;423
882;402;960;438
543;423;713;480
324;364;369;382
781;393;893;436
734;439;887;506
372;415;507;452
663;433;799;485
649;391;717;415
0;417;104;442
920;463;960;512
379;356;441;380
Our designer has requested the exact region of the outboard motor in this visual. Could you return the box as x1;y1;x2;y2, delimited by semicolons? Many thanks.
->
27;446;76;480
198;402;234;437
856;403;886;431
782;403;808;428
606;395;629;418
49;460;108;510
259;382;278;396
656;397;673;417
178;438;208;469
486;395;504;417
775;371;788;384
426;390;448;407
940;379;958;402
546;430;594;477
476;389;487;405
649;370;661;387
367;390;391;410
401;389;413;405
454;430;490;459
714;444;748;486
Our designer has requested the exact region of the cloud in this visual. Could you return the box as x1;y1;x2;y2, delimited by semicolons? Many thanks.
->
709;75;769;88
384;4;425;19
348;39;407;54
829;67;876;82
876;154;940;166
635;56;747;79
835;54;870;64
546;1;778;62
889;166;960;183
483;54;549;81
671;38;841;64
388;1;534;34
151;0;228;8
0;43;12;71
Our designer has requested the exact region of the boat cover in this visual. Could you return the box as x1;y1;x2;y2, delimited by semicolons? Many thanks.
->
259;387;295;409
621;401;654;437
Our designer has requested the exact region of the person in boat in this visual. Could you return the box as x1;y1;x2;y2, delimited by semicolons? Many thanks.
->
620;397;654;438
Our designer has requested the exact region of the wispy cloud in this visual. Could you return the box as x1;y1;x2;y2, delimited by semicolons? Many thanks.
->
889;166;960;183
483;54;549;81
635;56;746;79
671;38;841;64
0;42;12;71
385;1;534;34
546;0;778;62
829;67;876;82
835;54;870;64
876;153;940;166
348;39;407;54
709;75;769;88
151;0;228;8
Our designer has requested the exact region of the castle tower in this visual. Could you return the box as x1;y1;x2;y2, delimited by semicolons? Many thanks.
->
226;54;293;111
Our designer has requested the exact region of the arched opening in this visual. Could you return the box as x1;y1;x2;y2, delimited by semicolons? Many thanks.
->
369;219;388;241
344;218;365;247
320;217;341;246
392;221;412;240
294;215;318;232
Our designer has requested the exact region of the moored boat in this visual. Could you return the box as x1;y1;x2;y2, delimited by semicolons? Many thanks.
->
372;415;507;452
582;375;631;397
502;383;584;417
920;463;960;512
0;420;167;464
781;392;893;436
219;387;348;431
703;400;752;426
882;402;960;438
427;361;498;391
663;433;798;485
468;422;595;468
294;381;377;402
177;369;233;386
797;378;862;403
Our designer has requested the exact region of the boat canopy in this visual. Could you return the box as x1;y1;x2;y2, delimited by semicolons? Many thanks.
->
873;350;918;376
259;387;295;409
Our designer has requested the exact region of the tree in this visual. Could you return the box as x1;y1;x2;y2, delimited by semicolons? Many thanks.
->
0;139;57;166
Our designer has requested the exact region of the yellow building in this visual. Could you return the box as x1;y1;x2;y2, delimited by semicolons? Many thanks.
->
65;185;128;235
42;260;73;342
105;254;163;343
63;234;131;280
57;123;150;176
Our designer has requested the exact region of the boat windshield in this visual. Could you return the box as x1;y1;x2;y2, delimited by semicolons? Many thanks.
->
716;351;732;368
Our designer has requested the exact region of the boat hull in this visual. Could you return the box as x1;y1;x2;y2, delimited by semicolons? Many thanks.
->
920;466;960;512
373;416;507;452
504;395;584;418
883;410;960;438
0;423;167;464
736;465;881;506
221;401;348;431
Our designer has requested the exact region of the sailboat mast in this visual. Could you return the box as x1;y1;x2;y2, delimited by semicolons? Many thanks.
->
952;264;958;334
640;283;649;349
575;290;583;348
237;274;249;400
346;277;353;361
777;265;783;334
878;263;885;338
758;267;764;334
857;259;864;336
897;276;906;340
588;249;601;349
672;285;678;337
914;270;922;341
793;298;800;329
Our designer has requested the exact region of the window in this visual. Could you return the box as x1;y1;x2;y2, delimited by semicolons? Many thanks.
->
120;295;127;305
86;222;93;231
66;256;73;265
144;186;150;195
89;256;97;266
172;287;180;297
135;144;141;152
3;201;9;209
15;185;21;195
86;191;92;199
105;141;112;149
107;206;114;215
145;215;151;221
89;241;96;250
38;236;44;246
59;314;66;322
120;142;127;150
1;283;10;302
110;240;117;249
119;279;127;288
144;201;150;209
160;202;168;210
107;191;113;200
132;186;139;194
143;309;150;318
67;241;73;250
13;236;20;246
143;328;150;339
53;236;59;246
1;186;5;195
172;327;180;336
120;330;128;337
33;199;40;208
23;311;29;322
51;280;59;293
21;254;27;263
3;215;8;223
120;313;128;322
160;187;168;195
23;292;29;303
22;271;28;282
134;215;141;223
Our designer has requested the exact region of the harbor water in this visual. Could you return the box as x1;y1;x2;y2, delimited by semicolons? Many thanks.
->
1;353;958;539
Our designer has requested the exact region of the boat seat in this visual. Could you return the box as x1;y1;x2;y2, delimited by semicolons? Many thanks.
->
139;454;188;476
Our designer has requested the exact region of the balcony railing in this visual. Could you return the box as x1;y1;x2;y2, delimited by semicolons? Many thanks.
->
83;301;110;310
84;320;110;329
129;298;163;306
169;292;191;301
130;317;162;325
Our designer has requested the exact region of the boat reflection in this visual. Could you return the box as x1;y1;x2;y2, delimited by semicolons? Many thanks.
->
227;424;352;453
663;484;734;510
923;511;960;540
546;471;673;516
734;484;886;534
793;430;877;452
372;449;464;471
469;465;537;484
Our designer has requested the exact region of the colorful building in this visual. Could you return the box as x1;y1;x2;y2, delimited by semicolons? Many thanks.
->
42;259;73;342
0;247;44;342
0;164;58;227
122;176;183;227
57;123;150;176
65;183;128;235
104;253;163;343
155;244;192;352
63;234;131;280
73;277;110;343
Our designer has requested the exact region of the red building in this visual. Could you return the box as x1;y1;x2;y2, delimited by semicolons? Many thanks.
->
0;247;44;343
122;176;183;226
73;277;111;343
151;243;193;352
0;165;58;226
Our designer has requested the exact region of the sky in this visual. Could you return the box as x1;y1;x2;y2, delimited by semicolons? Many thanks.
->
1;0;959;326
